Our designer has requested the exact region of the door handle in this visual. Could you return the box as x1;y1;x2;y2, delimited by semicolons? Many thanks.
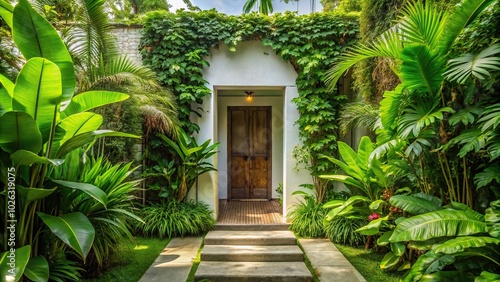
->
250;155;255;161
243;155;248;161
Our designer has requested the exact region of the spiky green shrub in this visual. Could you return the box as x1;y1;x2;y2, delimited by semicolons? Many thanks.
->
325;217;368;246
137;201;215;238
288;196;325;238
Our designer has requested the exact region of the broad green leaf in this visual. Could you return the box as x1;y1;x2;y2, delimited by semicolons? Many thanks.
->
37;212;95;260
17;186;56;207
51;112;103;158
432;236;500;254
390;210;487;242
61;91;129;118
0;74;14;115
377;231;393;246
0;111;42;153
402;251;455;282
408;237;448;251
13;0;75;107
389;194;441;215
319;174;364;190
24;256;49;282
369;199;387;211
356;216;388;235
391;242;406;257
338;141;363;176
0;245;30;281
323;200;345;209
0;0;13;28
380;251;399;269
476;271;500;282
420;271;475;282
356;136;374;171
52;180;108;206
321;155;362;181
12;58;61;143
447;201;484;221
55;130;140;158
485;200;500;239
380;84;406;130
325;195;371;221
11;150;64;167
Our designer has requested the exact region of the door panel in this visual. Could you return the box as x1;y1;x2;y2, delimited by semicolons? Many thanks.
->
228;106;271;200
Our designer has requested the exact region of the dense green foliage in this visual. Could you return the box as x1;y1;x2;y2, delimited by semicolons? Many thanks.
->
140;10;358;178
136;201;215;239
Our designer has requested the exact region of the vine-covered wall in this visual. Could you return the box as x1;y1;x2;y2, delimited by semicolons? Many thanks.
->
139;10;359;175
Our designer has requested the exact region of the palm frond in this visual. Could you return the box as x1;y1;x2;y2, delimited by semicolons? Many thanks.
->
339;102;379;135
442;0;497;52
325;30;402;90
474;164;500;188
400;44;446;96
242;0;258;13
398;0;447;49
379;84;407;131
397;100;454;139
445;44;500;84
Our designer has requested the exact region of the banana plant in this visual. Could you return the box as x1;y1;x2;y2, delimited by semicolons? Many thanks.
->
155;129;220;202
382;198;500;280
0;0;139;280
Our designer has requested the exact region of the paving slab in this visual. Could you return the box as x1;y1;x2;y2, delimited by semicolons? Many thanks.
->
139;236;202;282
195;261;313;282
299;239;366;282
204;230;297;245
201;244;304;261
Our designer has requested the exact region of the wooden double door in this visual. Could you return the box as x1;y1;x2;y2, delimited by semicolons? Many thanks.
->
228;106;272;200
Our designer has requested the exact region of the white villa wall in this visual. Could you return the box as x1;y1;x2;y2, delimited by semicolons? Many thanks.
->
192;41;312;219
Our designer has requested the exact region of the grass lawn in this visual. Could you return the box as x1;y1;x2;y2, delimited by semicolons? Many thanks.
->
335;244;404;282
83;237;170;282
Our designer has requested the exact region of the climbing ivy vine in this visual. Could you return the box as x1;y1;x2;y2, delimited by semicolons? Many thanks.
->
140;10;359;176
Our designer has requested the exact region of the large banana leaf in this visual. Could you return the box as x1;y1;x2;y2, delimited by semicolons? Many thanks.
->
0;0;13;27
432;236;500;254
0;74;14;115
0;245;30;282
61;91;129;118
380;251;399;269
55;130;140;158
324;195;371;221
321;156;363;182
51;112;103;158
37;212;95;260
390;209;487;242
476;271;500;282
12;58;62;143
0;111;42;153
24;256;49;282
17;186;56;207
402;251;456;282
389;194;441;215
355;136;374;171
52;180;108;206
12;0;75;107
420;271;475;282
485;200;500;238
11;150;63;167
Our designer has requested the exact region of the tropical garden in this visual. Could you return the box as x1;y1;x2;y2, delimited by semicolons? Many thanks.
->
0;0;499;281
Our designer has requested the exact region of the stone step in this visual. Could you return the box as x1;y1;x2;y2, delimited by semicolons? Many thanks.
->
204;230;296;246
201;244;304;262
195;261;313;282
215;223;290;231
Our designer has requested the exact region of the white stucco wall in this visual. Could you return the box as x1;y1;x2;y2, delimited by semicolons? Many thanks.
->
189;41;311;219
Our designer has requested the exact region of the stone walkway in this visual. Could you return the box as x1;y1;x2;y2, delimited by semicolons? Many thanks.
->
140;235;366;282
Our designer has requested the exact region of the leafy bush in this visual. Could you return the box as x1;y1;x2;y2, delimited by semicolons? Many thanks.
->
288;196;325;238
325;217;368;246
136;201;215;239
